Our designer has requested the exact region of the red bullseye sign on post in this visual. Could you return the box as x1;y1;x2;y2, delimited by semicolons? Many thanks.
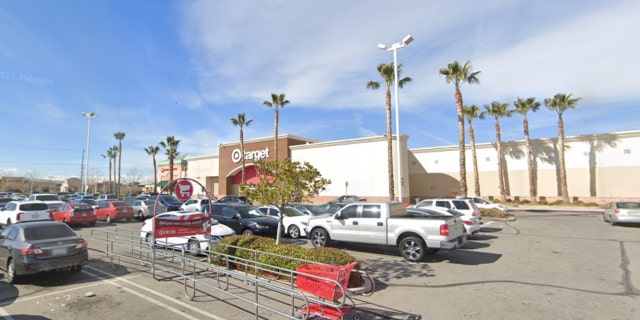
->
174;179;193;201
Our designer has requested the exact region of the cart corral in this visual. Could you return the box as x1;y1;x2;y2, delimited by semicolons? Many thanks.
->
86;226;416;320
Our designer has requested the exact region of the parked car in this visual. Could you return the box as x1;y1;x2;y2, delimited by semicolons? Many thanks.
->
131;199;168;221
217;195;252;205
27;193;65;212
95;200;134;223
10;193;26;201
306;201;466;262
297;202;345;216
97;194;118;201
415;198;482;235
51;203;97;227
406;207;465;219
0;201;52;226
258;206;311;239
206;203;278;237
0;221;89;284
181;197;216;212
464;196;509;213
0;197;12;209
151;194;183;211
72;194;94;202
140;211;235;256
603;201;640;225
329;195;365;204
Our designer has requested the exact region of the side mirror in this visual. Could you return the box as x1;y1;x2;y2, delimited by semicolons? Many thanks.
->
334;212;343;220
233;213;241;220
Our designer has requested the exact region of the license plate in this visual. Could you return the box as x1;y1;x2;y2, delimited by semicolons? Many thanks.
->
82;213;87;217
51;248;67;256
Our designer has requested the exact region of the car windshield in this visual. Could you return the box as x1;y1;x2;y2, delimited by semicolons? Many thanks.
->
161;195;182;205
19;203;49;211
618;202;640;209
236;206;266;218
111;201;128;207
24;224;77;240
37;195;61;201
284;207;305;217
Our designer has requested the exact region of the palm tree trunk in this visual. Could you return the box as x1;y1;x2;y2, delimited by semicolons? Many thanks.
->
386;88;394;201
152;156;157;192
495;120;507;202
455;88;467;197
468;120;480;196
240;129;246;183
523;116;536;203
108;162;112;195
274;107;279;162
558;115;570;204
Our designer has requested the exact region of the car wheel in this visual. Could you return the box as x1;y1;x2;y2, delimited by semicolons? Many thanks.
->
399;236;425;262
241;229;254;236
6;259;18;284
63;218;68;225
70;265;83;273
6;219;11;226
89;222;96;227
310;228;329;248
288;225;301;239
187;239;200;256
138;211;144;221
105;215;112;224
145;233;155;247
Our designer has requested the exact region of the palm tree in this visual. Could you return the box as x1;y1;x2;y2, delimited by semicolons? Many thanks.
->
144;145;160;192
263;93;290;162
463;105;481;196
159;136;181;190
439;61;480;198
544;93;581;204
513;97;542;203
480;101;513;203
366;62;413;201
114;132;126;196
101;146;118;194
231;113;254;183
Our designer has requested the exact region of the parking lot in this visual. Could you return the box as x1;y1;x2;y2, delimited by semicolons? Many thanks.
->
1;209;639;320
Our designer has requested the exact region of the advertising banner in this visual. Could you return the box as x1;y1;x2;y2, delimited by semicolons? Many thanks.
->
153;211;211;238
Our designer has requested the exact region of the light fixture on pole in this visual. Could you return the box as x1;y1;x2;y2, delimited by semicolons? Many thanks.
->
377;34;413;203
82;112;96;194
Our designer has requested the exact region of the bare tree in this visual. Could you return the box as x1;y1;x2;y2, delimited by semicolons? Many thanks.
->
1;169;16;192
25;169;40;194
124;167;143;196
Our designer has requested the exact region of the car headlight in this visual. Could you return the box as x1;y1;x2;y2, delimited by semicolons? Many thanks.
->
204;234;221;241
254;224;269;230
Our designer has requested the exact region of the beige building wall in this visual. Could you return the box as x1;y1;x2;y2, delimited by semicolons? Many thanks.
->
185;155;219;198
409;131;640;203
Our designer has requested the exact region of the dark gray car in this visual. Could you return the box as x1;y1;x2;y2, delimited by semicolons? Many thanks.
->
0;221;89;284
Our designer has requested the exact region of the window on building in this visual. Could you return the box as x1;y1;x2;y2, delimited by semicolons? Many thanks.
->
547;153;554;159
485;157;491;162
624;149;631;154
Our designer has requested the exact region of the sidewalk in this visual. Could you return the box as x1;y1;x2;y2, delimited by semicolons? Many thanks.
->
508;205;603;213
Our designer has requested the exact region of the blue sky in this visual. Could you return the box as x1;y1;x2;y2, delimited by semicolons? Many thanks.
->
1;0;638;183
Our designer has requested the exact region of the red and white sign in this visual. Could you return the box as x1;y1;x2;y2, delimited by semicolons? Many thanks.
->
154;212;211;238
174;179;193;201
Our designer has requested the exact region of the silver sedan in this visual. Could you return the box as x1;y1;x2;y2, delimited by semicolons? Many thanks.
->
603;201;640;225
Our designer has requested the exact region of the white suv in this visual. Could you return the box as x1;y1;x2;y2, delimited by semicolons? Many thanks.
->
415;198;482;235
27;193;65;212
0;201;52;225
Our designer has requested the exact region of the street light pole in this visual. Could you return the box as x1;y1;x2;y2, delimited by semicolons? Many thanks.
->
378;35;413;203
82;112;96;194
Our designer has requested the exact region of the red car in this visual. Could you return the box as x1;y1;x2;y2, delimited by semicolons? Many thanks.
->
51;203;97;226
95;200;134;223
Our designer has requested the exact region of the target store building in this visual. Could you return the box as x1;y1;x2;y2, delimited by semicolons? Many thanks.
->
181;131;640;205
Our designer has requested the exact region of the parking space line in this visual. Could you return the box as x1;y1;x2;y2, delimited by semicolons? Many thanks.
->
0;274;142;307
84;266;227;320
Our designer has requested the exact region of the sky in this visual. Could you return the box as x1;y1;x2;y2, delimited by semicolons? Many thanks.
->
1;0;638;184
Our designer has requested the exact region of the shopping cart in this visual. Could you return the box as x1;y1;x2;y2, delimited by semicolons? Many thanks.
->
296;262;375;319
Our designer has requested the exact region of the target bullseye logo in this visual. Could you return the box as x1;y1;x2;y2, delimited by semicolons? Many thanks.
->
231;149;243;163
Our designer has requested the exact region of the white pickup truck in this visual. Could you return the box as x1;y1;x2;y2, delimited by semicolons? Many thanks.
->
305;201;466;262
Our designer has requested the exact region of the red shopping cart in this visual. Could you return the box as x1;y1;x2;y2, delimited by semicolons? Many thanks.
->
296;262;372;319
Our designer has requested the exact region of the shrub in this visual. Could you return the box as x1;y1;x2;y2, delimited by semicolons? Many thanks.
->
479;208;507;218
211;235;361;286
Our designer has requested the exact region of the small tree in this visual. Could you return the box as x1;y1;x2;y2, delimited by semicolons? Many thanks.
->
241;158;331;245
